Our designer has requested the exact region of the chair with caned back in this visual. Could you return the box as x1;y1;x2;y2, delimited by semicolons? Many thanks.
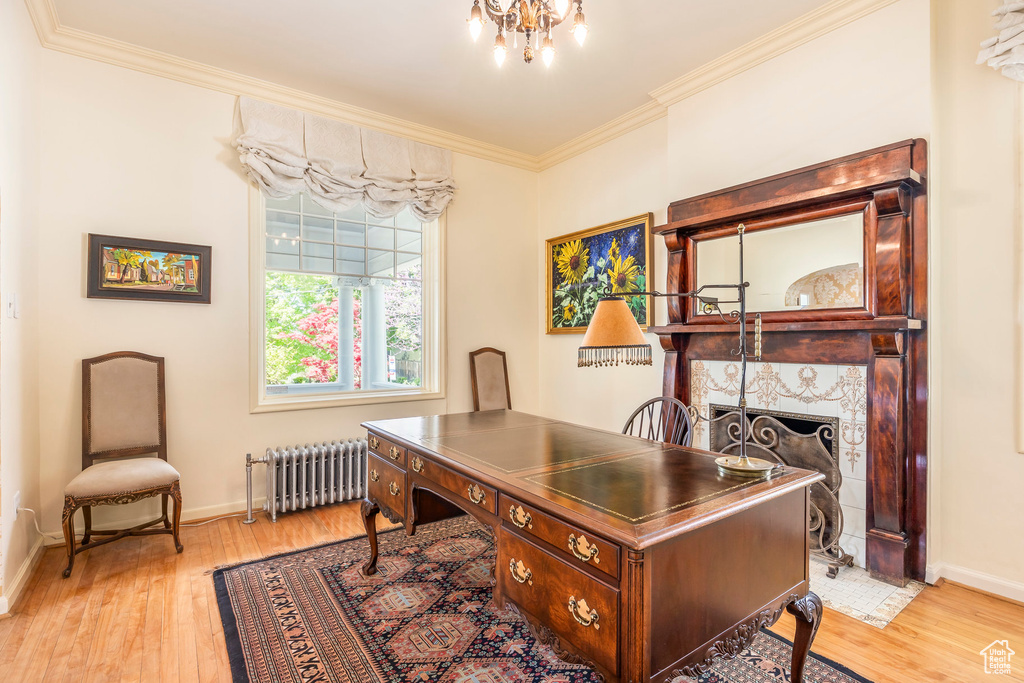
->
62;351;183;578
469;348;511;411
622;397;695;447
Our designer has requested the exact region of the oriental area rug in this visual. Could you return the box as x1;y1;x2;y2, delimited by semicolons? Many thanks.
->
213;515;871;683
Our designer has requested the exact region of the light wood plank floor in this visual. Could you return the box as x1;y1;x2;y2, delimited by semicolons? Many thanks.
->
1;502;1021;682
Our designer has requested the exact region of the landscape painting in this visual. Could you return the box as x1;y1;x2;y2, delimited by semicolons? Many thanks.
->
546;213;653;334
87;234;212;303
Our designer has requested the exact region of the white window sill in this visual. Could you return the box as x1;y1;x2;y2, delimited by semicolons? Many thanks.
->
251;387;445;413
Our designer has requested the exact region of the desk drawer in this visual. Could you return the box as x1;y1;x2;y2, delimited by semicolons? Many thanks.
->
411;454;497;515
499;530;618;674
501;494;619;580
367;453;406;521
368;432;406;467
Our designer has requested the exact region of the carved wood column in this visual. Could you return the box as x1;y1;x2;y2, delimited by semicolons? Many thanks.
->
624;550;650;683
866;332;909;585
873;183;913;316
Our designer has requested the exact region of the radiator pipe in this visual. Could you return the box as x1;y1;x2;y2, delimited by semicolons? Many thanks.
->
244;452;257;524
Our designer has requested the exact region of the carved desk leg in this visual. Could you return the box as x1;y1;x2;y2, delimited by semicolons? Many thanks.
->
787;591;823;683
361;500;380;576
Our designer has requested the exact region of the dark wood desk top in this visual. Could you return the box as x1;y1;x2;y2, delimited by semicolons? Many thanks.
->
364;410;822;551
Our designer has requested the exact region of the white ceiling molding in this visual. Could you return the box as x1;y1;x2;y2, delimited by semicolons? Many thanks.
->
25;0;896;174
649;0;899;108
22;0;540;172
536;100;668;171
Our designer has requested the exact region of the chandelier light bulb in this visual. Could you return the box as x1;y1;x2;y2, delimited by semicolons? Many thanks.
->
468;3;484;41
541;35;555;67
494;33;508;67
497;0;513;13
554;0;570;18
572;10;588;46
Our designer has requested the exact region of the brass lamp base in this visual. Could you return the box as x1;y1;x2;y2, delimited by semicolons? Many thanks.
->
715;455;778;479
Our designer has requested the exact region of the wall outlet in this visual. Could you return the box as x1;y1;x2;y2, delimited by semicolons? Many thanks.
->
13;490;21;517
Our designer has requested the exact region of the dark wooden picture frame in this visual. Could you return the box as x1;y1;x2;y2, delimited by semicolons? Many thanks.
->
87;234;212;304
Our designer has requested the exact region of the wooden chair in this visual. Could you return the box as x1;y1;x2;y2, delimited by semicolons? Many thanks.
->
469;347;511;411
62;351;183;578
622;397;694;447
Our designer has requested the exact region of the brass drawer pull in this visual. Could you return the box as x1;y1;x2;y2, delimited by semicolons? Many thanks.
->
508;558;533;585
568;596;600;630
411;456;424;473
369;436;380;451
509;505;533;529
568;534;600;564
467;484;486;505
389;481;400;497
389;446;401;461
369;469;379;482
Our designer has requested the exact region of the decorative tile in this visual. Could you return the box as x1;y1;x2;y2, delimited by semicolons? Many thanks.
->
776;363;841;416
843;507;866;539
839;477;867;509
810;557;925;628
840;446;867;481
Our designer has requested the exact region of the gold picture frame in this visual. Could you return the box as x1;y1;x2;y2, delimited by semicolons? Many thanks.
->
546;213;654;334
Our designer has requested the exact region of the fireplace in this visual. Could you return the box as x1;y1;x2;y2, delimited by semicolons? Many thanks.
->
707;400;854;577
650;140;928;586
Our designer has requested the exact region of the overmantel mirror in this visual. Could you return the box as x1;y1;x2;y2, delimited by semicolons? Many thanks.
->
695;206;869;317
660;140;925;328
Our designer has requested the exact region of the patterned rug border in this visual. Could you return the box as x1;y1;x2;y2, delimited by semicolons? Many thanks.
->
757;630;873;683
212;525;404;683
211;522;873;683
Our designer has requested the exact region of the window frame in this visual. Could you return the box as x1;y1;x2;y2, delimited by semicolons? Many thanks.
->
248;187;446;413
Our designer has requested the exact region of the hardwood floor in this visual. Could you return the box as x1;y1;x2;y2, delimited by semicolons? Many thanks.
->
1;502;1021;682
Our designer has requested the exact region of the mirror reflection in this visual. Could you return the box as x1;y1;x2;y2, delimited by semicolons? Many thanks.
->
696;213;864;313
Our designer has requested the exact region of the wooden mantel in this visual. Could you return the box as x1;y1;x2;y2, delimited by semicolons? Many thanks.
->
652;140;928;586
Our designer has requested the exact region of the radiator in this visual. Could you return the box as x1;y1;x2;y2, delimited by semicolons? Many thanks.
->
245;439;367;523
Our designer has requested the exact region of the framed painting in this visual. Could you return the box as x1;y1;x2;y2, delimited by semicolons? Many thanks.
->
87;234;212;304
546;213;653;334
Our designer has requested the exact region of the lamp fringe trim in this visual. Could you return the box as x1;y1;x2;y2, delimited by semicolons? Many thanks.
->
578;345;653;368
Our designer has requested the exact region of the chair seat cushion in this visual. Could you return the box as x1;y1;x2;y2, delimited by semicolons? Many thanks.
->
65;458;180;499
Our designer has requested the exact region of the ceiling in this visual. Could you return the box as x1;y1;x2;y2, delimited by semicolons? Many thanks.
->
52;0;833;156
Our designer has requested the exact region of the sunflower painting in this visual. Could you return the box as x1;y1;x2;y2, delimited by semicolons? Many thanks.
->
546;213;654;334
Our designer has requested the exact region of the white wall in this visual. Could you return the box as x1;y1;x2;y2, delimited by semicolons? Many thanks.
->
0;0;43;606
32;50;539;537
929;0;1024;596
537;119;669;431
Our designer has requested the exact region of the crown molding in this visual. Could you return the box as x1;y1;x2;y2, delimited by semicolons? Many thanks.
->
25;0;897;174
22;0;541;172
649;0;900;108
536;100;667;171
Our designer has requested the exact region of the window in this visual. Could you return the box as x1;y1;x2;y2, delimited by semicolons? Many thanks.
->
251;190;444;411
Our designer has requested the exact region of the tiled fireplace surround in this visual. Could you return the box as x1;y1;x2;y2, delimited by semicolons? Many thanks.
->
690;360;869;568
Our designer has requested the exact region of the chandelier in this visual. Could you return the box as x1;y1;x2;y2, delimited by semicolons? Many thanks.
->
467;0;588;67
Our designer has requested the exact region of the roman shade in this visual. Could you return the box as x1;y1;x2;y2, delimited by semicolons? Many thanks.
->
235;97;456;222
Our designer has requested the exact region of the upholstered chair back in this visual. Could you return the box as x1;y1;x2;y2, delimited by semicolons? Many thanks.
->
82;352;166;468
469;348;511;411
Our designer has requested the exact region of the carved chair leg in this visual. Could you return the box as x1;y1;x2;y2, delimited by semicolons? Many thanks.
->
171;482;184;553
62;497;78;579
162;493;171;529
787;591;823;683
361;500;380;576
81;505;92;546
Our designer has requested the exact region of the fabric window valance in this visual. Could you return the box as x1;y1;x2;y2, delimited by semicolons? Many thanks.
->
235;97;456;222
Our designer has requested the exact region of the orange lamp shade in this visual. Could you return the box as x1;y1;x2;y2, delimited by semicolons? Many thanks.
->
578;297;652;367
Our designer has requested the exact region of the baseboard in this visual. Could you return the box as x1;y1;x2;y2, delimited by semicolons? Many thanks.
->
927;562;1024;604
0;536;45;615
41;497;266;546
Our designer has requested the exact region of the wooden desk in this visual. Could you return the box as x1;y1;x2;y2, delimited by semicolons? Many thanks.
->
361;410;824;683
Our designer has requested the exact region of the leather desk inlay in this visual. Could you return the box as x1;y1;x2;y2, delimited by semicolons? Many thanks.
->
523;449;765;523
360;410;823;683
425;422;652;473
